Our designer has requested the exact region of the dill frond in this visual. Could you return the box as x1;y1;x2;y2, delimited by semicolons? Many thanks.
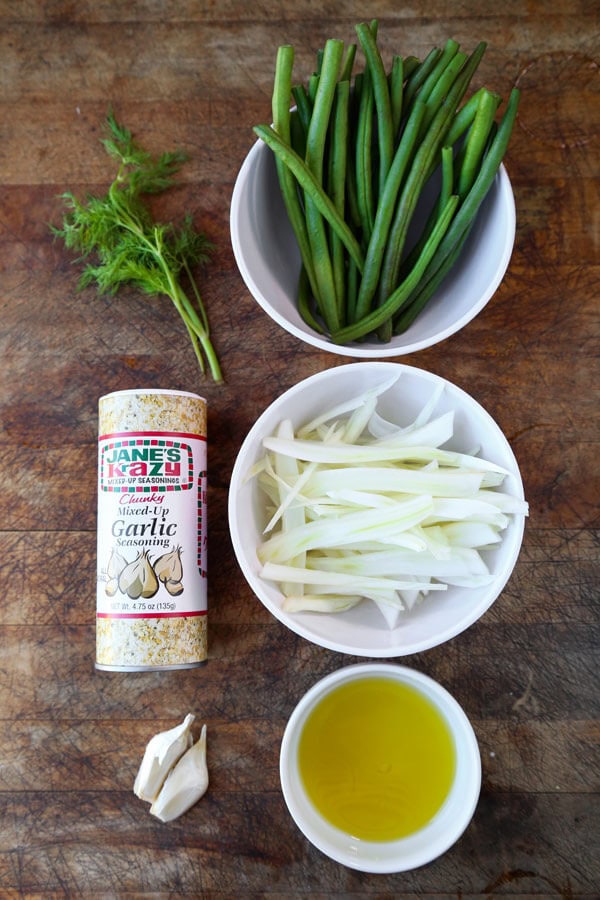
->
52;111;222;382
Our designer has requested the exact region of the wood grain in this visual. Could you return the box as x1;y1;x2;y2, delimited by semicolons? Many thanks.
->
0;1;598;896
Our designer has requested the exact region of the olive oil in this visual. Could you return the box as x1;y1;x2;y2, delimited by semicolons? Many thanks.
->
297;676;456;842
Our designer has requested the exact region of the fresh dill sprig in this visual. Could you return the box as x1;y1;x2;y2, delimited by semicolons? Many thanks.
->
52;110;223;382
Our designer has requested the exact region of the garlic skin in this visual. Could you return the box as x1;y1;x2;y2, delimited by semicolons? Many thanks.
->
118;550;159;600
149;724;208;823
133;713;195;802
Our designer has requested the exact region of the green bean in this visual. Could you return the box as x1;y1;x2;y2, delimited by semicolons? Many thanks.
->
343;73;362;231
353;98;426;320
422;87;520;284
396;88;521;327
328;80;350;322
305;40;343;182
289;109;306;157
420;51;467;132
444;86;499;148
355;65;375;241
272;46;295;148
417;39;460;105
315;48;324;75
393;224;473;333
483;120;498;157
305;215;337;332
396;143;454;280
345;146;362;231
303;38;345;332
261;30;520;343
292;84;312;131
298;265;326;333
346;258;359;324
376;316;393;343
328;80;350;216
400;53;468;208
377;41;486;305
403;56;420;80
414;52;485;192
271;45;320;307
356;21;394;195
439;145;454;210
457;88;500;197
289;86;310;160
403;47;442;110
331;194;459;343
253;125;365;272
389;55;404;138
420;62;494;195
340;43;357;82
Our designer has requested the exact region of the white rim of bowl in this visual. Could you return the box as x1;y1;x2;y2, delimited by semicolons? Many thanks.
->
228;361;526;657
279;662;482;873
230;139;516;356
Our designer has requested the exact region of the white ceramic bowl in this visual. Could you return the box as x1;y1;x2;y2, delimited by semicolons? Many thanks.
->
280;662;481;873
228;362;526;657
230;137;515;356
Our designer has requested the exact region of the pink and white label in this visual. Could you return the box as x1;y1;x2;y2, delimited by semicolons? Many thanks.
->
96;430;207;619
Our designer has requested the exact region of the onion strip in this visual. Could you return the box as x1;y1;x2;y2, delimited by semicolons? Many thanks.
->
251;380;528;627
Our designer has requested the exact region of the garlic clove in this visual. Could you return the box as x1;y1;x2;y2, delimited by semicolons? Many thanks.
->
140;557;159;598
119;550;159;600
118;551;143;598
140;550;159;598
133;713;195;802
154;545;184;585
149;724;208;823
165;579;184;596
107;546;128;579
105;577;119;597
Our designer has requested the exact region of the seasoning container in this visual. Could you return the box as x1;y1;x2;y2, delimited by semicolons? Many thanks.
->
96;389;208;670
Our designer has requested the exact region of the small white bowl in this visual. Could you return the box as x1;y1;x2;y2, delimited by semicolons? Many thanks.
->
280;662;481;873
228;362;526;657
230;137;515;356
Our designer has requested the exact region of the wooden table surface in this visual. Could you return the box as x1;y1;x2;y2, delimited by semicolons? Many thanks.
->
1;1;598;896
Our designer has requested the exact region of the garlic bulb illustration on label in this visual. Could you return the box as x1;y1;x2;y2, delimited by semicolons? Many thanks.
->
96;390;208;671
154;545;184;595
118;550;160;599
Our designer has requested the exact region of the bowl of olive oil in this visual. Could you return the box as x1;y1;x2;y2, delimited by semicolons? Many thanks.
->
280;663;481;873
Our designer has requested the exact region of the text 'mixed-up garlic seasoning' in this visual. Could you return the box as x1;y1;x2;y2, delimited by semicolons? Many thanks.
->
96;390;208;671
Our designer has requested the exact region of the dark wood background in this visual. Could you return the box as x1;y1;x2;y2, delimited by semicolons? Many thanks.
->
0;1;598;896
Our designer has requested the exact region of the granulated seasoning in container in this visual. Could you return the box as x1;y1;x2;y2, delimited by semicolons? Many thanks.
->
96;390;208;670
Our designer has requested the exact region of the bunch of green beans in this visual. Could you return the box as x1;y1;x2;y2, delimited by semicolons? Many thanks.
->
253;22;520;344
